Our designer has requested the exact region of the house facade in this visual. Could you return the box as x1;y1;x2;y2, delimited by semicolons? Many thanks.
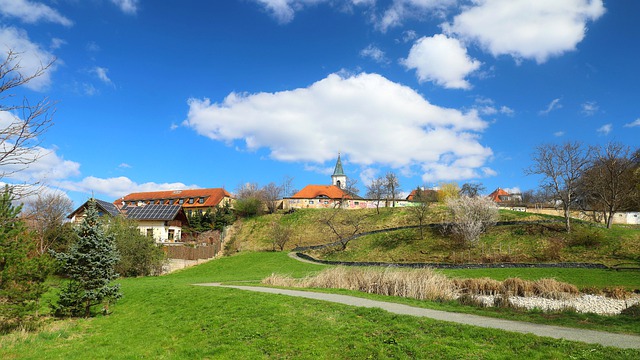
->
114;188;233;217
68;199;189;243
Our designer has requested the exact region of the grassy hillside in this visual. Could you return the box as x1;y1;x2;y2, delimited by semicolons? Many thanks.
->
2;252;639;359
228;208;640;267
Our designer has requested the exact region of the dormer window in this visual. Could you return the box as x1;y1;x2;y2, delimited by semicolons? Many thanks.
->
188;198;194;204
198;197;205;204
179;199;184;205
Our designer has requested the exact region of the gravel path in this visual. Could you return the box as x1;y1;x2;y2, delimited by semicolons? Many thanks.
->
195;283;640;350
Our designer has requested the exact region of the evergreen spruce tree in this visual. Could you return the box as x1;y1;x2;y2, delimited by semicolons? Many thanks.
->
52;199;121;317
0;186;51;332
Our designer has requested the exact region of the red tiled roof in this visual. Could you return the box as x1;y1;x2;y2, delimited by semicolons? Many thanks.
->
290;185;351;200
488;188;510;202
115;188;232;208
406;189;438;201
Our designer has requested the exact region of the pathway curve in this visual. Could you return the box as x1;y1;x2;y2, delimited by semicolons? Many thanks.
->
195;283;640;350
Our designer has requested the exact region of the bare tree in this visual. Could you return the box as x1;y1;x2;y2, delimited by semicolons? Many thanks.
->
281;175;296;197
321;206;368;250
365;176;386;214
460;183;485;198
23;191;74;254
1;49;55;197
526;141;592;233
407;187;432;239
262;182;283;214
270;221;293;251
579;142;638;228
445;195;499;246
384;171;401;207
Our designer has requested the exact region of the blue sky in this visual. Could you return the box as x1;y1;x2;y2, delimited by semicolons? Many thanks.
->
1;0;638;207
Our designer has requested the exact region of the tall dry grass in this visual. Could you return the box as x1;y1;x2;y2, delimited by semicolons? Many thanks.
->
263;267;581;302
263;267;457;301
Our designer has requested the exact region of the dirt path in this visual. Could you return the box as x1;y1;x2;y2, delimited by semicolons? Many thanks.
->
195;283;640;350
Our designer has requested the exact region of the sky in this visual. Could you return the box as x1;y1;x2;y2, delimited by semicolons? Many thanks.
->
1;0;639;208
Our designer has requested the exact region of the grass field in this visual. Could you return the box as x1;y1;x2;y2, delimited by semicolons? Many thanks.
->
2;252;639;359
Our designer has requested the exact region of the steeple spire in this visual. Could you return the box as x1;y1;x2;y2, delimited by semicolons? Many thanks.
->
333;152;345;176
331;153;347;189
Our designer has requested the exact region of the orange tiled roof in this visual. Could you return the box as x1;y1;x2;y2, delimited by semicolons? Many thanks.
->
406;189;438;201
290;185;351;200
115;188;232;208
488;188;510;202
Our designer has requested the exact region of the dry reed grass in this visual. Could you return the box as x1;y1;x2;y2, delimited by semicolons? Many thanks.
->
262;268;584;303
263;266;458;301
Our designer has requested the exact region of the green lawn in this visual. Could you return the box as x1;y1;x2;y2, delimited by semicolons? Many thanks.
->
1;252;639;359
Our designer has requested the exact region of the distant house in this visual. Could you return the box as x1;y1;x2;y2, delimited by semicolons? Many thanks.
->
120;204;188;242
114;188;233;217
286;184;356;209
406;188;438;202
68;198;122;224
488;188;522;204
68;198;189;243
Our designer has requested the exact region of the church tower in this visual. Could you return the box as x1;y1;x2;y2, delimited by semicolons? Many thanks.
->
331;153;347;190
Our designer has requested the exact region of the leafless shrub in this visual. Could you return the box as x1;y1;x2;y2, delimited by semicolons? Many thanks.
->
444;196;499;246
502;278;533;297
532;278;579;300
452;277;502;296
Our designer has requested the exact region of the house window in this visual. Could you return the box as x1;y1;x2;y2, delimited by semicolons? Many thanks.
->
354;201;359;206
146;229;153;237
186;210;193;216
198;197;205;204
323;200;329;205
179;199;184;205
188;198;194;204
168;229;175;241
309;200;314;205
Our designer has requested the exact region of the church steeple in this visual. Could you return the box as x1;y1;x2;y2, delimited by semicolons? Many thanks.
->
331;153;347;190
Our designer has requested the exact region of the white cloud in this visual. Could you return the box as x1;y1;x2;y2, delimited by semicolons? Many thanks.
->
50;38;66;50
539;98;562;115
118;163;132;169
623;118;640;128
377;0;456;32
581;101;598;116
110;0;139;15
57;176;199;199
472;98;514;116
253;0;375;24
597;123;612;135
444;0;606;63
92;66;114;86
360;44;389;64
554;131;565;137
0;145;81;184
0;0;72;26
0;26;57;91
184;72;494;183
403;34;481;89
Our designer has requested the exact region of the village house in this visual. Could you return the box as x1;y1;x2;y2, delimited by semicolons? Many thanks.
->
284;154;413;209
114;188;233;217
68;199;189;243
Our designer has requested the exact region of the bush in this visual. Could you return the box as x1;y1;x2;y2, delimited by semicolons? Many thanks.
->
107;217;166;277
566;227;604;248
620;303;640;318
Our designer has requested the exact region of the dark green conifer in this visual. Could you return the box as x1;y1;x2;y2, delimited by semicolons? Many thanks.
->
52;199;121;317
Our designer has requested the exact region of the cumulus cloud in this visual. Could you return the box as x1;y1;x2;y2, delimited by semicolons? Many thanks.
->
57;176;199;199
184;72;494;183
554;131;565;137
402;34;481;89
539;98;562;115
360;44;389;64
623;118;640;128
0;26;57;91
0;0;72;26
110;0;139;15
0;145;81;184
597;123;612;135
444;0;606;63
